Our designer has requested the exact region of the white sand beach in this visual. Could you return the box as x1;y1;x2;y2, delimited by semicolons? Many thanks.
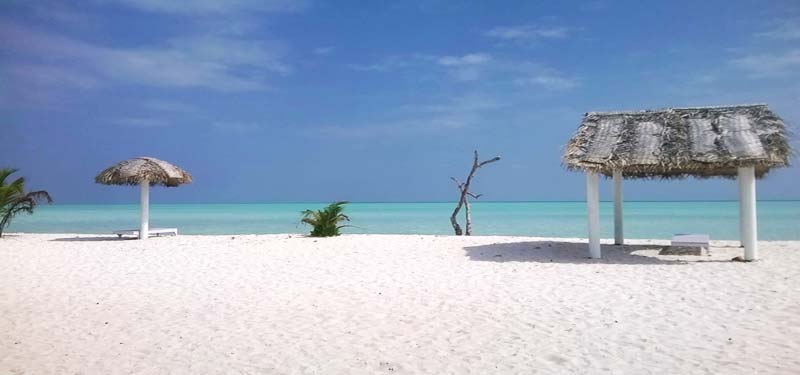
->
1;234;799;374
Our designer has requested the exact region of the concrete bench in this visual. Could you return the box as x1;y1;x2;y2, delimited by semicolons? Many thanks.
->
671;234;710;247
114;228;178;238
659;234;710;255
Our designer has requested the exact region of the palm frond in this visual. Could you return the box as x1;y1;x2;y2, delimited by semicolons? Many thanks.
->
7;177;26;195
0;169;52;237
26;190;53;204
0;168;19;186
0;197;36;234
300;217;318;226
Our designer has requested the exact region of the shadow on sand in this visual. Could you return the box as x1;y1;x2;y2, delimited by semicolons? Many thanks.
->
51;236;135;242
464;241;693;265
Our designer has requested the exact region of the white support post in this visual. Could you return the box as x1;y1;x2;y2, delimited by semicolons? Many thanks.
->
613;170;624;245
738;172;746;248
586;172;601;259
140;180;150;240
738;167;758;260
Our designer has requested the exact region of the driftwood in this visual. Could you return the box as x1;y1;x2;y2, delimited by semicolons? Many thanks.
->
450;151;500;235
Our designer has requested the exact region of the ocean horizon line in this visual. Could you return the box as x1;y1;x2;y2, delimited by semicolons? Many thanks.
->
41;199;800;205
13;198;800;240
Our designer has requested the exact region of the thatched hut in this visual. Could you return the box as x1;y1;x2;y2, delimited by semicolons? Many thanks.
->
96;157;192;239
563;104;791;260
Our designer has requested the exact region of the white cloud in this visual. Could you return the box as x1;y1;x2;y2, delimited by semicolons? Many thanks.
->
142;100;198;113
351;53;494;81
732;49;800;78
113;117;170;128
691;74;717;85
502;61;580;91
435;53;492;81
756;18;800;40
3;64;99;89
313;46;335;56
350;52;578;88
31;3;94;26
515;73;579;90
484;25;570;40
212;121;260;133
436;53;491;66
400;94;502;114
308;94;503;138
348;56;414;72
0;22;290;91
314;117;466;138
104;0;308;14
166;35;291;74
580;1;608;11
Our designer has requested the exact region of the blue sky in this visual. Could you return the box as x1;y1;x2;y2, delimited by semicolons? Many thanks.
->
2;0;798;203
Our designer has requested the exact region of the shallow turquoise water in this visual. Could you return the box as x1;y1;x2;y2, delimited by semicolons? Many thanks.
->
6;201;800;240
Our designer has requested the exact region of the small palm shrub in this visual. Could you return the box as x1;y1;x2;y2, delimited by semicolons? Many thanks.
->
300;201;350;237
0;168;52;237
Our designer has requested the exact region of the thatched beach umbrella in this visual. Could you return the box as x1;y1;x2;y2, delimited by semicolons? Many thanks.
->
95;157;192;239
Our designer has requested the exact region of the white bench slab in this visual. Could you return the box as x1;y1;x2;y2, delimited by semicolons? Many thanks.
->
659;234;711;256
671;234;710;248
114;228;178;238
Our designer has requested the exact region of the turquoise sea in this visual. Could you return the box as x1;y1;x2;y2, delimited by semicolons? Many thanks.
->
7;201;800;240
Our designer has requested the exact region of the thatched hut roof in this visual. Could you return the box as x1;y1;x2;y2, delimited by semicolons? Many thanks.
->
95;157;192;187
563;104;791;179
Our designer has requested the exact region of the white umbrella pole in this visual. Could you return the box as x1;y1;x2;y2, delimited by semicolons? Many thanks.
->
140;180;149;240
586;172;601;259
738;167;758;260
613;169;624;245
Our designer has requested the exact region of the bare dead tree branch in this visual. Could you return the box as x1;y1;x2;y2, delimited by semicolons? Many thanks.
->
450;150;501;235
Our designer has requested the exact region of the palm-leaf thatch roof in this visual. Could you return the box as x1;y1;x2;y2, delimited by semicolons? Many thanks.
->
95;157;192;187
563;104;791;179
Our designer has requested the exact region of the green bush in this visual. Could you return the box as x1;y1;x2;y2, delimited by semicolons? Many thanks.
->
300;201;350;237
